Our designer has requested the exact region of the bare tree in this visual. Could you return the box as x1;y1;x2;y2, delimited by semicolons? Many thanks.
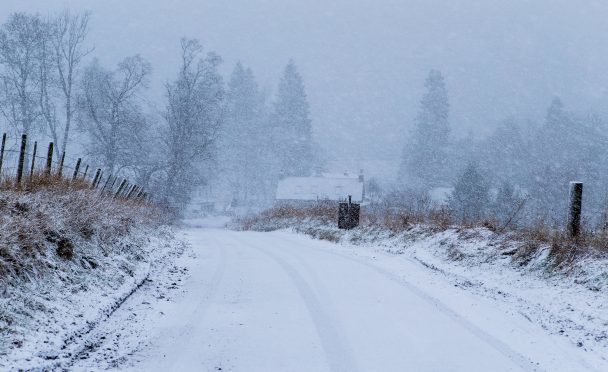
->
78;56;151;174
49;11;92;156
161;38;224;212
38;17;58;150
0;13;45;137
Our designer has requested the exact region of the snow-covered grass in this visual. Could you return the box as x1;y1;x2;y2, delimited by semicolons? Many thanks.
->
240;202;608;269
0;177;180;370
238;204;608;363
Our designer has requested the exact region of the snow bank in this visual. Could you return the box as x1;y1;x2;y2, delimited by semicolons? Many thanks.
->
0;187;181;370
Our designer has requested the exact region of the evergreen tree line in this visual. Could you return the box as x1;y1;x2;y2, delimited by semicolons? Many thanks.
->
218;60;316;210
398;70;608;228
0;11;316;214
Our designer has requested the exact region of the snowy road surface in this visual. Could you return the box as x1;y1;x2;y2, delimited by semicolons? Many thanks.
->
118;226;599;372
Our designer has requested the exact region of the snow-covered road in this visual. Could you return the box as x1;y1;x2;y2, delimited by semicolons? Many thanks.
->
96;224;602;372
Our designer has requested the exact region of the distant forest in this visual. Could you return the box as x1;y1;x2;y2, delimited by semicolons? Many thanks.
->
1;10;605;226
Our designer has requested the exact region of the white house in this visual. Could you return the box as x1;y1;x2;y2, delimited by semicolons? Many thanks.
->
276;172;364;203
429;187;453;206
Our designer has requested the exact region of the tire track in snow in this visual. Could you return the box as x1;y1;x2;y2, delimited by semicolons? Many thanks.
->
271;231;546;372
179;232;228;334
154;231;229;370
245;237;359;372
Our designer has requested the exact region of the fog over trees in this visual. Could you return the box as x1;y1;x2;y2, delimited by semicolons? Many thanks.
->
79;56;151;174
400;70;450;188
0;11;319;214
0;2;607;225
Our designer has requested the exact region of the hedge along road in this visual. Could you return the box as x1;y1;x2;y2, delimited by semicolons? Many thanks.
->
123;223;598;372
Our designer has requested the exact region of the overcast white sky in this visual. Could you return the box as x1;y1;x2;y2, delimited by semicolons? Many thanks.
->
2;0;608;169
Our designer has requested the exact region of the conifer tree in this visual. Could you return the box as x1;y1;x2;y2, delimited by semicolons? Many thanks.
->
401;70;450;188
448;162;489;222
492;181;519;223
483;118;526;182
528;97;576;219
273;60;313;177
221;62;271;207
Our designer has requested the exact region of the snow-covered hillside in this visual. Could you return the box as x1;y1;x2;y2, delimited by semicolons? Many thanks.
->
0;187;181;370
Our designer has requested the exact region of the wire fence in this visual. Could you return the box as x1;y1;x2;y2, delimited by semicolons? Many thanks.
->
0;132;149;201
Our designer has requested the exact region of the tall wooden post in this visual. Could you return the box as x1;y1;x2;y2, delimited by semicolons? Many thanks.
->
109;176;117;192
82;164;89;180
100;174;112;193
29;141;37;180
568;182;583;238
91;168;101;188
95;171;104;188
16;135;27;183
0;133;6;181
114;179;127;199
58;152;65;177
126;185;137;199
72;158;81;181
121;182;130;197
45;142;54;175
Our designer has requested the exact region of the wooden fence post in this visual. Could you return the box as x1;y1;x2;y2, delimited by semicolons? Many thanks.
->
121;180;129;198
121;182;130;198
126;183;134;197
100;174;112;193
58;152;65;177
95;171;103;188
72;158;81;181
0;133;6;180
16;134;27;183
126;185;135;199
45;142;54;176
91;168;101;188
126;185;137;199
568;182;583;238
131;186;138;199
114;179;127;199
108;176;117;192
82;164;89;180
29;141;37;180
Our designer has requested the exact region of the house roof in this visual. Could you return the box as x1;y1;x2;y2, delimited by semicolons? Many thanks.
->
429;187;453;205
276;176;364;202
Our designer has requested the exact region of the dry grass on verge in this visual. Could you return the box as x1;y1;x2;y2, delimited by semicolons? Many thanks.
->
239;202;337;231
240;201;453;233
507;217;608;268
0;173;165;282
362;203;452;232
241;202;608;269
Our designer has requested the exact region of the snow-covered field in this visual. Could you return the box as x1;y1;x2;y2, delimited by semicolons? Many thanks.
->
51;218;608;371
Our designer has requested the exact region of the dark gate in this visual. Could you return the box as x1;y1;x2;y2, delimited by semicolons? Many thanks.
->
338;196;360;229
